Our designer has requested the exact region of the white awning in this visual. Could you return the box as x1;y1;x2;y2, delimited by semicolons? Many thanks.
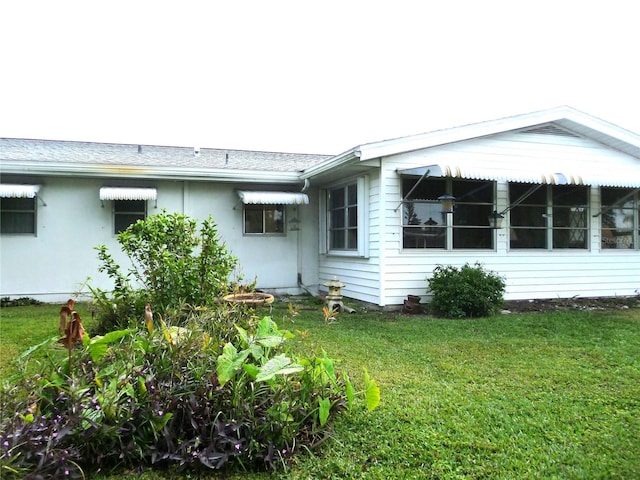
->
0;184;40;198
398;163;640;187
99;187;157;201
237;191;309;205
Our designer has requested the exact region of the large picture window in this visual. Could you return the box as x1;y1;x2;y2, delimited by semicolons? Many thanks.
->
243;205;285;235
509;184;588;249
402;178;494;249
600;188;639;249
0;197;37;234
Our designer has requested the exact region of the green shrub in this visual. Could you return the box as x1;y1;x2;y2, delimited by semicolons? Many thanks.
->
427;262;506;318
91;211;239;329
0;316;379;478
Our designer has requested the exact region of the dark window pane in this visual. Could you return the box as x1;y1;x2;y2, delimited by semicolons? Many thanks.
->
453;180;492;203
348;184;357;205
403;226;445;248
0;197;36;234
510;206;547;227
331;229;345;249
1;212;35;233
115;213;144;233
453;228;492;249
348;206;357;227
347;229;358;249
403;178;446;201
330;189;345;209
331;209;345;229
553;185;587;206
510;183;546;204
453;204;492;227
510;228;546;248
244;208;263;233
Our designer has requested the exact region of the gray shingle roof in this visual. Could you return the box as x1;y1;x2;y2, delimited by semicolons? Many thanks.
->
0;138;332;173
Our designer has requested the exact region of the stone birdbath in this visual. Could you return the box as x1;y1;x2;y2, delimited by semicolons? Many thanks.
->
222;292;275;307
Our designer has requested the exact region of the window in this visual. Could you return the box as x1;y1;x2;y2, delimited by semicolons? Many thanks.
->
600;188;638;249
243;205;284;235
329;182;358;250
402;178;494;249
0;197;36;234
509;184;588;249
114;200;147;234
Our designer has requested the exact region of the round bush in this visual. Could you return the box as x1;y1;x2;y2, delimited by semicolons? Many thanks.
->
427;263;506;318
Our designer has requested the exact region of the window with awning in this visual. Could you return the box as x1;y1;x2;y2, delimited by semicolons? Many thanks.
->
0;184;40;234
99;187;156;234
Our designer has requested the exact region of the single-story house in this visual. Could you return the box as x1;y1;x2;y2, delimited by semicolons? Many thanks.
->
2;106;639;306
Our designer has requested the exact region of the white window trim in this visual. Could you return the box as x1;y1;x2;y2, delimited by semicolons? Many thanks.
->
321;175;369;258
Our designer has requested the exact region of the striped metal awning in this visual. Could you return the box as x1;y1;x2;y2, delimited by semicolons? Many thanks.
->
99;187;157;201
398;163;640;188
0;184;40;198
237;191;309;205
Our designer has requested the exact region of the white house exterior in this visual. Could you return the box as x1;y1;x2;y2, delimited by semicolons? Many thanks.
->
2;107;640;306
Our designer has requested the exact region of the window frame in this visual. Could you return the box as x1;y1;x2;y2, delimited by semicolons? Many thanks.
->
401;177;496;250
242;204;286;236
508;184;589;250
0;196;37;235
322;176;369;257
113;199;148;234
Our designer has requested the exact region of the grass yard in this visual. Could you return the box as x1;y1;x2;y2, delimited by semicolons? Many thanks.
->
1;300;639;479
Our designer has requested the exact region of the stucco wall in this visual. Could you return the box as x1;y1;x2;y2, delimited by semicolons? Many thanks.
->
1;176;307;302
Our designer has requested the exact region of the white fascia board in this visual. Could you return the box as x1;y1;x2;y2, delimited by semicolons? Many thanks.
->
0;162;302;184
300;149;361;179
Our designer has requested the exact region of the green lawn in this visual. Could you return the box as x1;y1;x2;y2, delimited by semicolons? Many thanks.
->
2;301;639;479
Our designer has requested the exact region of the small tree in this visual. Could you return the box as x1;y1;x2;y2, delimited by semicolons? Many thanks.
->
92;211;239;326
427;263;506;318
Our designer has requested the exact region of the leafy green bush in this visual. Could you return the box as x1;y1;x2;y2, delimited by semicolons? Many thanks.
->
0;316;379;478
91;211;239;329
427;262;506;318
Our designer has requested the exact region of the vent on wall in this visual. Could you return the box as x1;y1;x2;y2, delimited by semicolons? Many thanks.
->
519;124;581;138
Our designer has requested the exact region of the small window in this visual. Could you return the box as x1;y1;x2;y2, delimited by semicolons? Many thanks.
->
243;205;285;235
114;200;147;234
0;197;37;234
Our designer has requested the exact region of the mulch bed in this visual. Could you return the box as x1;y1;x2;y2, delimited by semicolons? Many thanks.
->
502;296;640;313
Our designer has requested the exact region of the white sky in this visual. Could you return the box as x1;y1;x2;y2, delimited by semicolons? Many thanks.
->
1;1;638;155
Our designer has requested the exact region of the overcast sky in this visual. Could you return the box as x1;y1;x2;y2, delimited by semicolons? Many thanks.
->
1;1;638;155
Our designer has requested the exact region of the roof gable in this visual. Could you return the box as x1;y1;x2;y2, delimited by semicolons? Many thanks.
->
354;106;640;161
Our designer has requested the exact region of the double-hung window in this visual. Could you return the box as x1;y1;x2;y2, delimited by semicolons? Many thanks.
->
329;182;358;250
600;187;639;249
402;178;495;249
243;205;285;235
509;184;588;249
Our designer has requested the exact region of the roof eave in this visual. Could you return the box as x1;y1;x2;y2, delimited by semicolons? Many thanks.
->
0;162;303;184
300;148;362;179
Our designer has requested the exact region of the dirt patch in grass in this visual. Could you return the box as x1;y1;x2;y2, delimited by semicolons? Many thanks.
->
502;295;640;313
